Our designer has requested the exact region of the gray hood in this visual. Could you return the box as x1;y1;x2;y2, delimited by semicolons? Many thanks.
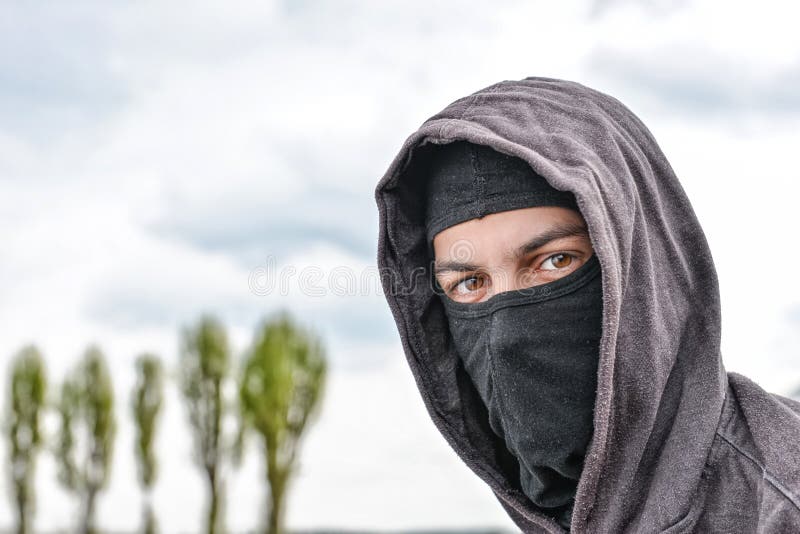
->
373;77;800;532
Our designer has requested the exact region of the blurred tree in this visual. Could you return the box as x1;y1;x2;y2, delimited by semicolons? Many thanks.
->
56;345;116;534
237;311;327;534
5;345;47;534
180;315;231;534
132;354;164;534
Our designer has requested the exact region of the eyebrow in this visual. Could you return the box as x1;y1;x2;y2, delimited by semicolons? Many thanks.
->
433;220;589;275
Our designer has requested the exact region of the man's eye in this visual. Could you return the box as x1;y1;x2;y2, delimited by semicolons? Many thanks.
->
453;275;485;295
540;253;573;271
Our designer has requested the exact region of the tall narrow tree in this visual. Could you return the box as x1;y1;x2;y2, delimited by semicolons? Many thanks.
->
132;354;164;534
5;345;47;534
180;315;231;534
237;311;327;534
56;345;116;534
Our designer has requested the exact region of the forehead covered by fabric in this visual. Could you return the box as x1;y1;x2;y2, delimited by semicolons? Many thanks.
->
424;141;579;245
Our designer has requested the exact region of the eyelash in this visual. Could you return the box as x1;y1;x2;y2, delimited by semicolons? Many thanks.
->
447;252;576;294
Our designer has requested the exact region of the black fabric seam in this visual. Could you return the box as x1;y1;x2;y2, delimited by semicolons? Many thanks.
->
424;192;579;236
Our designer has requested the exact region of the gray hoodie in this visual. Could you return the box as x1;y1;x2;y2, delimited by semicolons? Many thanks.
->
373;77;800;533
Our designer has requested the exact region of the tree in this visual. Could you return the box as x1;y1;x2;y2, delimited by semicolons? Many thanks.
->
5;345;47;534
56;345;116;534
180;315;231;534
237;311;327;534
131;354;164;534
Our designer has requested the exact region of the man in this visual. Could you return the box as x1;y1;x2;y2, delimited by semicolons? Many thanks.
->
373;77;800;533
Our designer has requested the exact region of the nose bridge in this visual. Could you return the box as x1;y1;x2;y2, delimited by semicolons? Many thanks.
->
489;262;531;297
488;263;512;296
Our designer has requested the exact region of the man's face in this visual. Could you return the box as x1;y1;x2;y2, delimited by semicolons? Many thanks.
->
432;206;594;304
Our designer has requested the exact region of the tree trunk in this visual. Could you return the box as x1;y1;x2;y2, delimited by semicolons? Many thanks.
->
266;479;284;534
208;487;218;534
206;468;222;534
16;489;28;534
83;487;98;534
265;448;290;534
142;498;157;534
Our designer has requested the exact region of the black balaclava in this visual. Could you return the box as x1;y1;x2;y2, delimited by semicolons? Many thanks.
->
424;141;603;530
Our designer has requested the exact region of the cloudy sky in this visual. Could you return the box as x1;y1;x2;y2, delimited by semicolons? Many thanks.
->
1;0;799;532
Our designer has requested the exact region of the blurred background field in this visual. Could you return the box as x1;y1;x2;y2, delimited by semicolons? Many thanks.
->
1;0;799;532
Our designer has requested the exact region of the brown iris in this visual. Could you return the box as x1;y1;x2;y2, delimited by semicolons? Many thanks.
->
461;276;484;292
550;253;572;269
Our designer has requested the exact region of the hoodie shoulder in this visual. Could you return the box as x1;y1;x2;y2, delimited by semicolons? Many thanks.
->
694;373;800;532
725;373;800;490
774;392;800;415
